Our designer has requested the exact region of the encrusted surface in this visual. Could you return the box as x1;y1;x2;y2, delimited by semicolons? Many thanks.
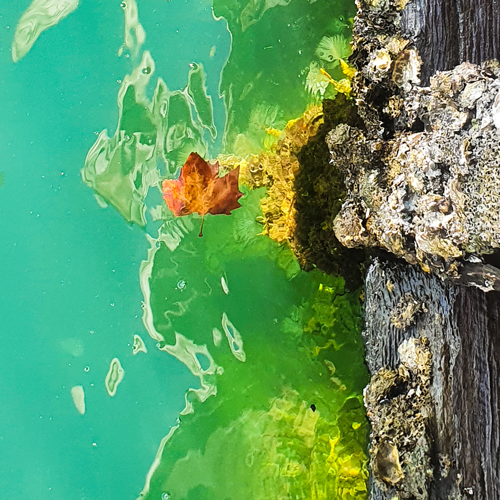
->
328;0;500;284
364;260;500;500
365;337;433;499
325;1;500;499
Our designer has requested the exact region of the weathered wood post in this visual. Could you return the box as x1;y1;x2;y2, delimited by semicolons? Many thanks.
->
324;1;500;498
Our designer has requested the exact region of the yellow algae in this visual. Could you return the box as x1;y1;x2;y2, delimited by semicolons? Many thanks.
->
209;45;216;58
12;0;79;62
319;68;352;98
333;78;352;97
132;334;147;355
340;58;356;79
326;434;341;470
225;105;324;247
118;0;146;58
104;358;125;397
265;127;283;138
70;385;85;415
325;359;336;375
331;376;347;391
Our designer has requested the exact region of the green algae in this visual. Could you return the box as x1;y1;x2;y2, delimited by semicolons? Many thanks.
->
139;215;369;499
187;63;217;141
213;0;356;151
135;188;368;500
77;0;369;498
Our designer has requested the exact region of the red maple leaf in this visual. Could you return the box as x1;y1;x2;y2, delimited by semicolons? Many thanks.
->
162;152;243;236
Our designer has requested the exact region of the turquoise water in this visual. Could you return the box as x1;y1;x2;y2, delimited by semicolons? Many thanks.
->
0;1;367;499
0;2;216;498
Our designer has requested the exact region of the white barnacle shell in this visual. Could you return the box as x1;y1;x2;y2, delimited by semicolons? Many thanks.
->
492;92;500;130
460;80;486;109
392;49;421;91
366;49;392;81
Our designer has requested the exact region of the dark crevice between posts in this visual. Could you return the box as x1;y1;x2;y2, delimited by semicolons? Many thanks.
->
293;95;400;290
293;96;367;289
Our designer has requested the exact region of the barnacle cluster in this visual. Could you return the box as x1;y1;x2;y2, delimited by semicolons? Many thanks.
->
364;338;433;500
307;0;500;285
390;293;426;330
330;61;500;278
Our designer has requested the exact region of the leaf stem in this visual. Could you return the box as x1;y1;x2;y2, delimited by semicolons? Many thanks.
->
199;215;205;237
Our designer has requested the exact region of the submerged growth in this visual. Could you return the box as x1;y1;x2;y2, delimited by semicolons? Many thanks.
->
74;0;368;498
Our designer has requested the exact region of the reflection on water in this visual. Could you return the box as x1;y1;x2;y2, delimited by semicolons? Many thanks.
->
1;0;367;498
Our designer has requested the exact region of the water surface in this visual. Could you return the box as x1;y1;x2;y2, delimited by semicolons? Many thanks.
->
0;1;366;499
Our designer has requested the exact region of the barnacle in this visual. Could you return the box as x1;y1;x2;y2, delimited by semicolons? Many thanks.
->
365;339;432;497
366;48;392;80
392;49;422;90
331;53;500;278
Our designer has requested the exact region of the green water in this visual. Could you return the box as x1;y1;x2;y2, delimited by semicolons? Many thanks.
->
0;0;366;499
